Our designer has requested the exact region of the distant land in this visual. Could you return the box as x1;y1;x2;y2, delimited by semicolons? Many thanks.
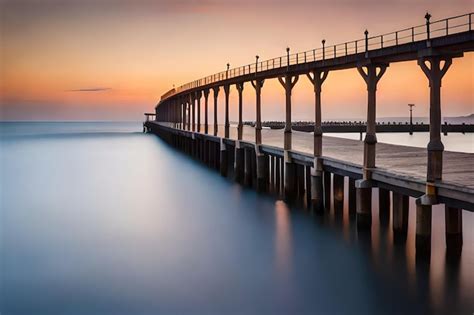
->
444;113;474;124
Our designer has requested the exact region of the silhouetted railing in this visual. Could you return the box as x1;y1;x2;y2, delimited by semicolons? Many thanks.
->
162;13;472;101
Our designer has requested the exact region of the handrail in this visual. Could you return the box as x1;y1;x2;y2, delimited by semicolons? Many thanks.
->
161;12;473;102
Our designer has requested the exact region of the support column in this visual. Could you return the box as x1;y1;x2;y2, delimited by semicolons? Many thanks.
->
234;141;244;183
275;157;281;195
236;82;244;140
333;174;344;214
251;78;266;192
191;93;196;132
181;98;186;130
186;100;191;131
203;89;210;134
307;70;328;213
278;74;299;202
379;188;391;227
415;54;453;255
220;139;228;177
224;85;230;138
196;91;202;133
348;178;356;217
244;147;253;186
323;171;331;211
445;206;463;253
392;192;409;242
415;201;432;257
256;148;267;193
213;86;220;136
251;79;264;145
356;63;387;230
234;82;245;183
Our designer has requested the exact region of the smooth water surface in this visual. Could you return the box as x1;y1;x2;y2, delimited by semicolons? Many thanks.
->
1;122;473;315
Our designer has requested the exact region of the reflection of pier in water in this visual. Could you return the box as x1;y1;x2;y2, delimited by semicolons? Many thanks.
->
147;13;473;264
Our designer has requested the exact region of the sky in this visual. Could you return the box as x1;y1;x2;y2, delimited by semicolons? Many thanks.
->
0;0;472;121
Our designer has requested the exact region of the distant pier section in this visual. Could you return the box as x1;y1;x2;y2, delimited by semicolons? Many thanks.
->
243;121;474;134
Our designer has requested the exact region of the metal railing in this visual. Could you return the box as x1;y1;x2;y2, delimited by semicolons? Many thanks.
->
162;12;472;102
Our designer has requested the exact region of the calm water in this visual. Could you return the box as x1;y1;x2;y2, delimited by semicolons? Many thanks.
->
1;122;473;315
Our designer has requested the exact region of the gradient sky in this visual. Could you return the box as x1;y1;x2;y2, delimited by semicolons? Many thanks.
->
1;0;472;121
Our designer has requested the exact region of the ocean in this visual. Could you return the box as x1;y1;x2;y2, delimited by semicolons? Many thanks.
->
1;121;473;315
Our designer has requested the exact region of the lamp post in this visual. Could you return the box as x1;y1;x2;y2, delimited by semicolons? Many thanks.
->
255;55;259;73
322;40;326;60
425;12;432;40
226;63;230;79
364;29;369;52
408;103;415;135
286;47;290;69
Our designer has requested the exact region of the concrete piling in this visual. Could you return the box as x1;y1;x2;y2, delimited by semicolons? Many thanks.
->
234;143;244;183
333;174;344;216
348;178;356;217
416;199;432;257
379;187;391;227
323;171;331;211
244;147;253;187
220;140;228;177
284;152;296;203
392;192;409;242
256;147;267;193
356;179;372;229
445;206;463;253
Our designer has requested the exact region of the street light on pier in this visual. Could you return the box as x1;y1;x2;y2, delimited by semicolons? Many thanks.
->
425;12;432;40
255;55;259;73
322;39;326;60
408;103;415;135
226;63;230;79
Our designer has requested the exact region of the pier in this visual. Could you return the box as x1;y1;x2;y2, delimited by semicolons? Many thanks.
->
145;13;474;257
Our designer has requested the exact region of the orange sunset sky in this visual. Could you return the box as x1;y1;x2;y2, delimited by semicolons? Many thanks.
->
0;0;472;121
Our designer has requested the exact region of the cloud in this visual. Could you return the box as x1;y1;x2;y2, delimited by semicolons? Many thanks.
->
66;87;112;92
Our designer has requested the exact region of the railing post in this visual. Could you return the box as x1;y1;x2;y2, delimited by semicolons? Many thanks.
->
381;35;383;48
333;45;336;58
446;19;449;35
412;27;415;42
395;32;398;45
345;43;348;56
